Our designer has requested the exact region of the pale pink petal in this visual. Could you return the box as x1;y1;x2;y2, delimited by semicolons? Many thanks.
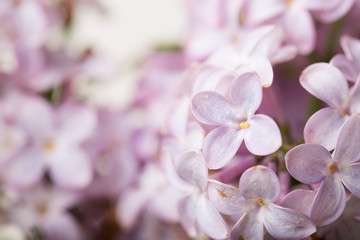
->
57;104;97;144
202;127;243;169
300;63;348;108
283;6;315;55
315;0;355;23
333;113;360;164
167;97;189;139
116;187;149;230
230;72;262;117
230;211;263;240
191;66;233;95
280;189;316;217
178;195;199;238
330;54;358;82
191;91;235;126
311;176;346;226
3;149;45;188
341;35;360;71
263;203;316;240
207;180;246;215
197;195;230;239
244;114;281;156
17;95;53;139
175;151;208;190
239;165;280;202
237;53;274;87
349;77;360;114
186;29;226;61
149;185;182;223
243;0;284;25
206;45;243;70
270;45;298;64
340;163;360;198
43;214;83;240
304;107;345;150
185;121;205;151
49;148;93;190
303;0;339;11
285;144;331;184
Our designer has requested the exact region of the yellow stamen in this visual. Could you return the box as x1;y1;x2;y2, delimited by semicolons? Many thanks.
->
257;197;265;206
36;202;48;216
239;121;250;129
285;0;292;6
327;163;335;173
262;83;271;88
43;140;55;151
217;190;229;198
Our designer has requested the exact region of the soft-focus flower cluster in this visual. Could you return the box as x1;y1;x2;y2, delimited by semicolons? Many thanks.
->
1;0;360;240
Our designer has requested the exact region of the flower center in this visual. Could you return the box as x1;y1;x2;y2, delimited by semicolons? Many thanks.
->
327;163;335;173
239;121;250;129
257;197;264;206
285;0;292;6
36;202;48;216
43;140;55;152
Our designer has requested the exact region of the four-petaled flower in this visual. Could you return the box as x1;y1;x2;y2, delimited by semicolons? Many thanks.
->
191;72;281;169
208;165;316;240
285;113;360;226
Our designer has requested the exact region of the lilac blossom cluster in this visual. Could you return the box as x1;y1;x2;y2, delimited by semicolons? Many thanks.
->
1;0;360;240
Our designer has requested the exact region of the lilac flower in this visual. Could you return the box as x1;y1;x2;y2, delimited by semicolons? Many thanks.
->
208;165;316;240
300;62;360;150
285;113;360;225
191;72;281;169
331;35;360;82
3;95;96;189
116;161;184;231
174;151;230;239
9;185;83;240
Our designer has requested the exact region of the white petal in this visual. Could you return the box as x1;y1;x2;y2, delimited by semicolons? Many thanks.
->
285;144;331;184
231;210;263;240
191;91;236;126
333;113;360;164
283;6;315;55
263;203;316;240
311;176;346;226
202;127;243;169
239;165;280;202
49;148;93;189
330;54;358;82
340;163;360;198
57;104;97;144
208;180;246;215
280;189;316;217
116;187;149;230
304;107;345;150
244;114;281;156
300;63;348;108
178;195;199;238
230;72;262;117
175;151;208;190
341;35;360;71
197;195;230;239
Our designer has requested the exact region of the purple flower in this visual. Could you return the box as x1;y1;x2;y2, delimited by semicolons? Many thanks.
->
174;151;230;239
300;62;360;150
285;113;360;225
331;35;360;82
191;72;281;169
208;165;316;239
3;95;96;189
